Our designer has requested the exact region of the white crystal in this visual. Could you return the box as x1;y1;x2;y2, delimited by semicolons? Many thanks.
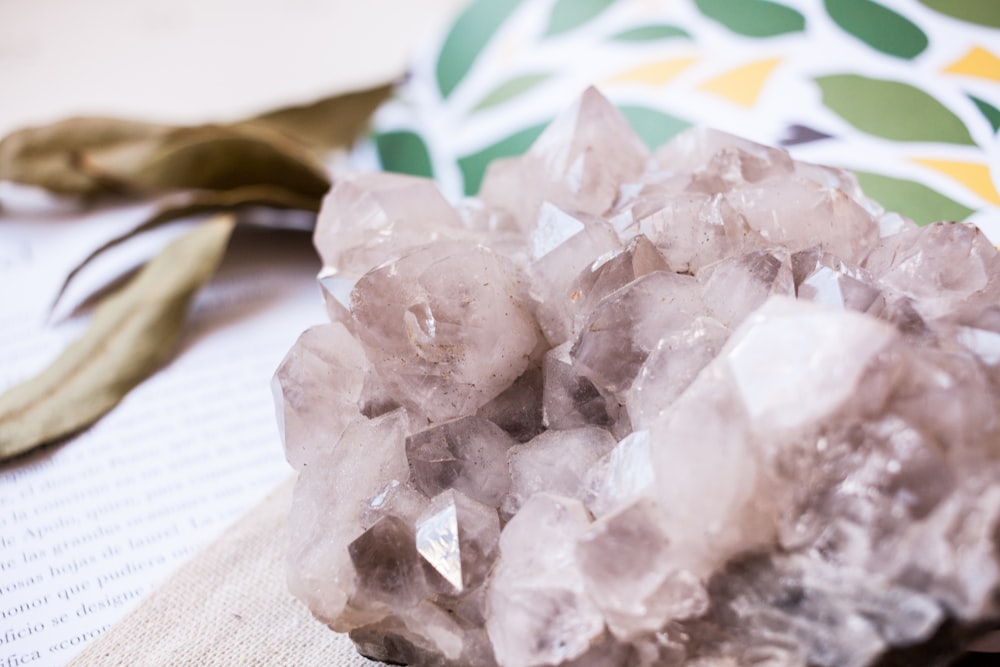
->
724;297;895;431
485;494;604;667
351;240;540;422
272;323;368;469
577;499;708;638
279;88;1000;667
503;426;616;517
416;495;462;590
481;86;649;224
314;172;465;278
416;489;499;593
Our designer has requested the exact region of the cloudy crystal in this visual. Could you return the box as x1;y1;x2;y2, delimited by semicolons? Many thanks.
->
481;86;649;224
542;342;621;433
314;172;465;277
485;494;604;667
351;240;540;422
571;270;705;393
405;416;515;507
503;426;616;518
577;499;707;638
280;88;1000;666
272;323;368;469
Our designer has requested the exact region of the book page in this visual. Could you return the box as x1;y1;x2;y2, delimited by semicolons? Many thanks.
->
0;201;322;665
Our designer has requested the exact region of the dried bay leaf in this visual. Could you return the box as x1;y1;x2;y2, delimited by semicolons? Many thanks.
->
50;185;320;313
0;214;236;461
80;124;331;198
0;84;398;199
0;117;171;195
241;82;394;154
0;83;396;201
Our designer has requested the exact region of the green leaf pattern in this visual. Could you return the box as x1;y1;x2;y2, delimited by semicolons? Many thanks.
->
693;0;805;37
611;24;690;42
618;106;691;149
917;0;1000;29
824;0;928;59
435;0;522;98
970;95;1000;133
853;171;975;225
374;0;1000;221
546;0;617;36
376;131;434;179
816;74;975;145
473;74;552;112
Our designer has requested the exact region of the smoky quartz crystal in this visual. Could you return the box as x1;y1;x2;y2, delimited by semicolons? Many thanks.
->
274;88;1000;667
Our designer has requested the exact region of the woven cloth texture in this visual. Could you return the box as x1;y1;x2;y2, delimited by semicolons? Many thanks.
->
67;475;373;667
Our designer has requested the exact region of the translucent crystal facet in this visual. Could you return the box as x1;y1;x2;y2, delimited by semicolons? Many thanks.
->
351;240;540;422
405;416;515;507
313;172;465;278
277;88;1000;666
415;489;500;593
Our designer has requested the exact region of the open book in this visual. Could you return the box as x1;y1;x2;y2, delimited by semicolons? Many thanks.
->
0;196;323;665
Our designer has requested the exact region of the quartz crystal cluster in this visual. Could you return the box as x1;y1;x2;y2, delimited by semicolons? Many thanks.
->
274;88;1000;667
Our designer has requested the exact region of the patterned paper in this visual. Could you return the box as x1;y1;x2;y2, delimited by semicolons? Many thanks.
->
359;0;999;231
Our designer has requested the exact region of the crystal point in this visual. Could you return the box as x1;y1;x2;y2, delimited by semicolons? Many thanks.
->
481;86;649;223
406;416;515;507
314;172;465;278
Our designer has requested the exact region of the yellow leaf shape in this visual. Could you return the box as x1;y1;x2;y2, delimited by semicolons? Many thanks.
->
605;57;699;87
943;46;1000;84
912;158;1000;206
698;58;782;107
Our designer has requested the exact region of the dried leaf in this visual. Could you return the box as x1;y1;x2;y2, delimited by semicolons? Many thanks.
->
0;83;394;200
80;124;331;198
241;82;394;154
0;214;236;460
51;185;319;313
0;117;171;195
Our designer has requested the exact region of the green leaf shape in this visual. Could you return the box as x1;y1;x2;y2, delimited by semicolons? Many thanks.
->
546;0;617;36
436;0;522;98
472;74;552;112
376;130;435;178
917;0;1000;28
854;171;974;225
970;94;1000;133
0;215;235;460
816;75;975;145
458;123;548;195
824;0;927;59
694;0;805;37
611;24;691;41
618;106;691;149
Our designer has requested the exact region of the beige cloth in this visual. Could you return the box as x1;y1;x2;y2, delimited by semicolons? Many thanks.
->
68;475;372;667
